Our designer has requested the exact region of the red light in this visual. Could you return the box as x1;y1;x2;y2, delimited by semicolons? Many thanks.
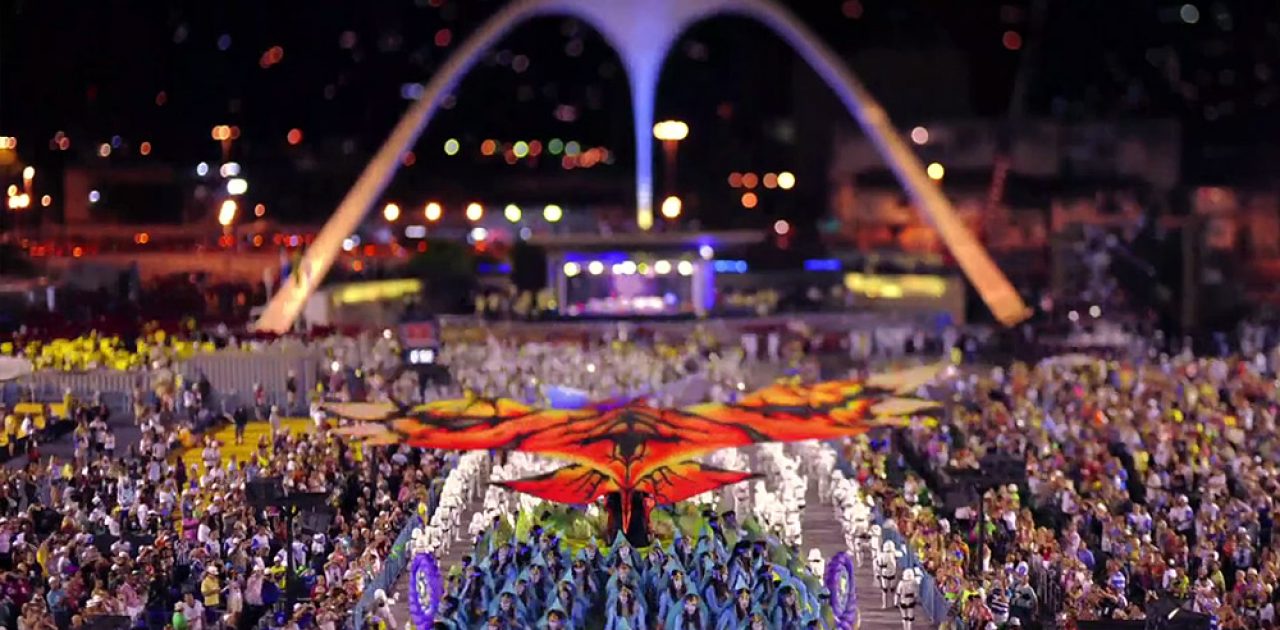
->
287;128;303;145
434;29;452;47
363;245;376;256
417;241;427;252
841;0;863;19
402;151;416;167
1002;31;1023;51
72;247;83;258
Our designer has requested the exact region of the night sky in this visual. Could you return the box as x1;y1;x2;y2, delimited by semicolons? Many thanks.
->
3;0;1279;226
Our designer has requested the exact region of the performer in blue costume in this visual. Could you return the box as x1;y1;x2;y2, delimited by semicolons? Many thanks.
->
603;584;646;630
715;581;755;630
657;563;693;624
549;578;587;629
666;592;712;630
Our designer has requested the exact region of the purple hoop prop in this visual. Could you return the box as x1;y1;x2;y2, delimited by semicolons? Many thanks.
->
408;552;443;629
823;551;859;630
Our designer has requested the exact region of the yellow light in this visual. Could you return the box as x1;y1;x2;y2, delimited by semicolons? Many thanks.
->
425;202;443;222
587;261;604;275
443;138;460;156
741;192;758;209
638;208;654;231
513;141;529;158
926;162;945;181
98;144;111;158
652;120;689;141
676;260;695;276
543;204;563;223
465;202;483;222
504;204;522;223
563;262;581;277
660;196;682;219
333;279;423;305
22;166;34;182
654;260;672;275
226;178;249;196
218;199;238;226
777;171;796;190
5;185;15;197
383;203;401;222
910;126;929;145
40;195;51;208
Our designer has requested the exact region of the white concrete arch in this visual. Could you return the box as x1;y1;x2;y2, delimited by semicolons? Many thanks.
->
254;0;1028;333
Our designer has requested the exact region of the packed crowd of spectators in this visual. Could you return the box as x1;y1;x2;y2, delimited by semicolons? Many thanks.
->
852;352;1280;628
0;387;445;630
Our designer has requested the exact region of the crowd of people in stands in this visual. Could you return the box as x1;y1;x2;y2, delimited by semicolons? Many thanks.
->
850;351;1280;628
0;386;445;630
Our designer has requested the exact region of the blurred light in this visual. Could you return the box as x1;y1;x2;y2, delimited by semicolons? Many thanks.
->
226;178;249;195
111;135;122;149
425;202;443;222
804;259;842;272
677;260;695;276
548;138;564;155
741;173;759;189
654;260;672;275
400;83;425;100
841;0;864;19
252;235;264;247
405;225;427;239
22;166;34;181
543;204;563;222
587;261;605;275
5;185;14;196
139;141;152;155
565;141;581;156
1180;3;1200;23
512;55;530;73
342;237;356;252
434;28;452;47
1002;31;1023;51
563;262;581;277
777;171;796;190
220;162;241;177
383;203;401;222
218;199;237;226
196;162;209;177
444;138;460;156
910;126;929;145
652;120;689;141
0;137;15;149
741;192;759;209
254;203;266;217
619;260;638;275
72;247;83;258
465;202;483;222
713;260;748;273
699;245;714;260
402;151;416;167
40;195;52;208
504;204;522;222
98;144;111;158
217;34;232;51
762;173;778;189
728;172;743;188
480;139;496;156
1068;310;1079;322
88;190;101;203
287;128;303;145
926;162;945;181
470;227;489;242
661;196;682;219
1089;305;1102;318
136;232;150;244
774;220;790;236
513;141;530;158
528;140;543;157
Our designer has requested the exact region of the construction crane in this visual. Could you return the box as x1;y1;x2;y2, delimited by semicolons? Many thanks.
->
984;0;1049;216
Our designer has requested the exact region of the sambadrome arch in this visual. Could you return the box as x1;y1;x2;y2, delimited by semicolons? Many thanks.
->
253;0;1031;333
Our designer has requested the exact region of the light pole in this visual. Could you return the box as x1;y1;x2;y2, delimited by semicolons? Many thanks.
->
653;120;688;203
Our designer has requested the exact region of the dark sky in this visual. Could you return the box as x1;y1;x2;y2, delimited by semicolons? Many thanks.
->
2;0;1278;225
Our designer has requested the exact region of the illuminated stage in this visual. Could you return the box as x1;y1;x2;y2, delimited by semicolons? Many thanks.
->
531;230;761;318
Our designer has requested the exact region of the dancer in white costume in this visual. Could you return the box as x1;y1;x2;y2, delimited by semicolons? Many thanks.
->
875;540;903;608
895;567;921;630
